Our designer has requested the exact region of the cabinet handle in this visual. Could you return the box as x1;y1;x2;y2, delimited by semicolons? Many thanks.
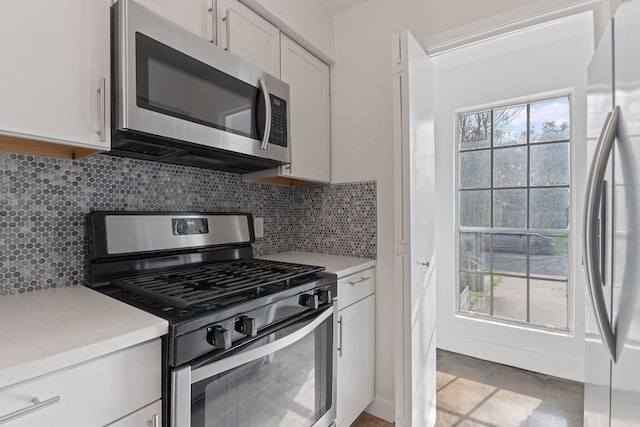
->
337;315;343;357
147;414;160;427
348;276;370;286
223;9;230;51
0;396;60;425
207;0;216;44
98;77;106;142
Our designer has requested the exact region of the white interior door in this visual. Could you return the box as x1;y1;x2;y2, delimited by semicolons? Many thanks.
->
392;31;436;427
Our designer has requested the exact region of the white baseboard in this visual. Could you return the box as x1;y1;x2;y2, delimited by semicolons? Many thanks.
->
437;332;585;382
365;395;395;423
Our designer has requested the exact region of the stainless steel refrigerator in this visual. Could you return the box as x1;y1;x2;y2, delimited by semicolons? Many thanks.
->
584;1;640;425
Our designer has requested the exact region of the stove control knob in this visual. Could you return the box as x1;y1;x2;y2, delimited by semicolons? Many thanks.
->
235;315;258;337
207;325;231;350
299;293;319;310
316;289;332;305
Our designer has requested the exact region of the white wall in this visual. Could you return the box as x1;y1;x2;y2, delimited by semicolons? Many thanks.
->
433;12;594;382
331;0;606;420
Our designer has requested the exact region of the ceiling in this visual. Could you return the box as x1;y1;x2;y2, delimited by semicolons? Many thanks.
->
322;0;369;14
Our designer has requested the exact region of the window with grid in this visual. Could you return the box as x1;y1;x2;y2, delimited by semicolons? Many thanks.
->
457;97;571;330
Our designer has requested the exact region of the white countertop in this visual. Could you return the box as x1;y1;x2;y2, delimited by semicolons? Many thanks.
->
0;285;168;389
259;251;376;277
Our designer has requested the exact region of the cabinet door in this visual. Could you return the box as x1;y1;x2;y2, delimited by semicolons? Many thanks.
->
0;341;161;427
107;400;162;427
337;295;375;427
280;34;331;183
135;0;215;42
216;0;280;77
0;0;110;152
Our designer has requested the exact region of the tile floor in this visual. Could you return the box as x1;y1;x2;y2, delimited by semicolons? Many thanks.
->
352;349;584;427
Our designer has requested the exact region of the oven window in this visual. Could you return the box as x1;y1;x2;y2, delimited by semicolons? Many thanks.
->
190;315;333;427
135;32;262;140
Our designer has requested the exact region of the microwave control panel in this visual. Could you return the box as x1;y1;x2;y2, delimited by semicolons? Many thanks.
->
269;96;288;147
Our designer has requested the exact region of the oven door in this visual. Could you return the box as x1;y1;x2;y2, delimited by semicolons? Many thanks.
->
171;304;337;427
113;0;290;164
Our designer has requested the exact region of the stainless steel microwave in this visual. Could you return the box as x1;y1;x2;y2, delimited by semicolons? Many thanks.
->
110;0;290;173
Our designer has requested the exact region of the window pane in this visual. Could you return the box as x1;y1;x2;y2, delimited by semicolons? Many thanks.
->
530;188;570;229
530;98;570;142
494;146;527;187
460;190;491;227
460;150;491;189
494;189;527;228
491;233;526;276
459;272;491;315
459;233;491;315
530;142;569;186
493;105;527;146
459;111;491;150
492;276;527;322
530;235;567;279
530;279;568;329
460;232;490;273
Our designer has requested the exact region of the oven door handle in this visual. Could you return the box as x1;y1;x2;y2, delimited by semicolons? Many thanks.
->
190;305;334;383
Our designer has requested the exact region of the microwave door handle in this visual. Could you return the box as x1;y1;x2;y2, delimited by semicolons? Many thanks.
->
259;79;271;150
584;105;619;363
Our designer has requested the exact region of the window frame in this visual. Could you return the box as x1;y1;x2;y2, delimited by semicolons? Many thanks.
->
454;92;573;332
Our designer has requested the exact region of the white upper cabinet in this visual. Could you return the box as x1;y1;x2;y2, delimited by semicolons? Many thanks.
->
0;0;111;158
216;0;281;77
280;34;331;183
243;34;331;185
135;0;215;42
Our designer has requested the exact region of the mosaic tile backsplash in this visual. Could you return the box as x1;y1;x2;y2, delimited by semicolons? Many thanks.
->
0;152;376;295
294;183;376;259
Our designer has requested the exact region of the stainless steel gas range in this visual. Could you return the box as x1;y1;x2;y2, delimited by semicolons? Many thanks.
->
88;212;337;427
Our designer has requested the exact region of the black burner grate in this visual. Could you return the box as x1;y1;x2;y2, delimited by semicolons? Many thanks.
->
112;259;324;309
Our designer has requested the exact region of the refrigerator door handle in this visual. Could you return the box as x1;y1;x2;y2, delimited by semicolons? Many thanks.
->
584;105;620;363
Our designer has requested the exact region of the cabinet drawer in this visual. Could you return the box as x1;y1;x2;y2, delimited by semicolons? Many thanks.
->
338;268;375;309
0;340;161;427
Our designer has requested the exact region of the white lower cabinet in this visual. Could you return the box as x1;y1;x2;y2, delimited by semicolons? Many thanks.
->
107;400;162;427
336;267;375;427
0;340;161;427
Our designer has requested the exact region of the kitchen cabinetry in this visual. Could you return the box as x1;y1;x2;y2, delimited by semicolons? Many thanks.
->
280;34;331;183
336;267;376;427
107;400;162;427
135;0;215;42
0;340;161;427
244;35;331;185
0;0;110;159
216;0;280;77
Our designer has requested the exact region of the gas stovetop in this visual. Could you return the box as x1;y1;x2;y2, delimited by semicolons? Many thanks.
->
111;259;325;309
88;211;338;366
